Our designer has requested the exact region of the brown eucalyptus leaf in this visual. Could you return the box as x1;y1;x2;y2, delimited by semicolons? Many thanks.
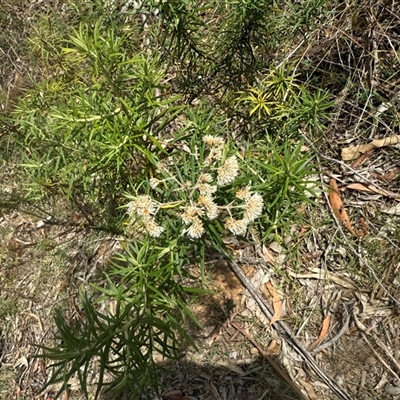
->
265;281;283;325
341;135;400;160
329;179;357;235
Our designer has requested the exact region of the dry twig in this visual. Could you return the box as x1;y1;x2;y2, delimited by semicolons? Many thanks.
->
224;253;353;400
230;321;308;400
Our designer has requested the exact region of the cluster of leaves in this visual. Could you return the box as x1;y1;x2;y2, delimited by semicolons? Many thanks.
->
239;64;334;136
40;240;205;399
4;0;332;398
14;19;182;228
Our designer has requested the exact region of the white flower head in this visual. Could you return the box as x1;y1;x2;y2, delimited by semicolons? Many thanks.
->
198;173;213;183
236;186;252;201
198;194;219;220
225;217;248;236
206;204;219;220
127;195;157;218
186;216;205;239
181;205;204;225
183;181;192;189
143;216;164;237
203;135;225;147
243;193;263;222
204;146;223;165
197;183;217;196
149;178;160;189
217;155;239;185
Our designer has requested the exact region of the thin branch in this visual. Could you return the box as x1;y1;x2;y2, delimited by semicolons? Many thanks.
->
224;252;353;400
230;321;309;400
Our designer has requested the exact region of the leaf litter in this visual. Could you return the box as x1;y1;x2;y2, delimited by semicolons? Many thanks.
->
264;281;283;325
341;135;400;161
328;178;358;236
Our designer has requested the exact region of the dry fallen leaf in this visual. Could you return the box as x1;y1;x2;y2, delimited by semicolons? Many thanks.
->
298;379;319;400
261;244;275;265
264;281;283;325
382;204;400;215
215;361;245;375
369;167;400;183
341;135;400;160
269;241;283;253
14;355;29;369
350;150;373;168
309;314;331;350
329;178;357;235
266;339;281;355
297;226;309;239
288;267;357;290
346;183;373;192
346;183;400;201
359;217;368;236
385;383;400;396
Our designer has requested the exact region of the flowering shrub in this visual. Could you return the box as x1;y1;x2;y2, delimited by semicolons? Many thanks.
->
125;134;264;240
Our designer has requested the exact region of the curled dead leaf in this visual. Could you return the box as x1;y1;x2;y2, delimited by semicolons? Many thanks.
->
341;135;400;161
298;226;309;236
328;178;357;235
309;314;331;350
264;281;283;325
346;182;400;201
298;379;319;400
287;268;357;290
14;355;29;369
266;339;281;355
346;183;373;192
385;383;400;395
369;168;400;183
261;244;275;265
350;150;372;168
215;361;245;375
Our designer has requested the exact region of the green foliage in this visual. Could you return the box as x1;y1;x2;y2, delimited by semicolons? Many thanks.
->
245;136;318;240
283;0;331;35
38;239;205;399
239;64;334;136
0;299;18;320
3;1;400;399
13;19;183;227
216;0;277;83
154;0;208;60
239;64;300;120
144;0;330;99
294;87;334;134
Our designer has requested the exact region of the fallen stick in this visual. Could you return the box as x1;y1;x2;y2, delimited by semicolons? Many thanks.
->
224;253;353;400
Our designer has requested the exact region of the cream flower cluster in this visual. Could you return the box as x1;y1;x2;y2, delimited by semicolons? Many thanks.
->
126;135;263;239
223;189;263;236
126;195;164;238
